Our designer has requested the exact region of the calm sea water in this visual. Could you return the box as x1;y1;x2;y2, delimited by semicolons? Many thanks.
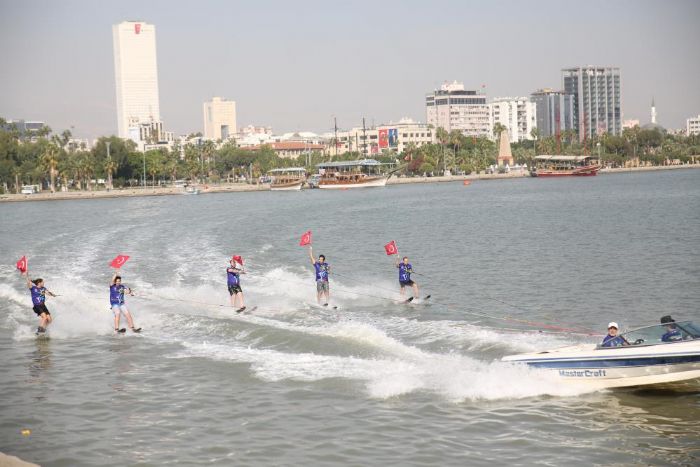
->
1;169;699;466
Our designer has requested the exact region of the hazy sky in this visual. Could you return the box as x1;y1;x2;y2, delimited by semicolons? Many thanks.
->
1;0;699;139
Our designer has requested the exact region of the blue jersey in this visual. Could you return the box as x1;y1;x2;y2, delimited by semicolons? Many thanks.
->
314;262;329;282
601;334;625;347
227;267;240;286
661;329;682;342
30;286;46;305
110;284;126;305
398;263;413;282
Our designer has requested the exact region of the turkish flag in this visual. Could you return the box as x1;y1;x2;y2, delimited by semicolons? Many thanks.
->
384;241;398;256
232;255;243;265
299;230;312;246
16;256;27;273
110;255;130;268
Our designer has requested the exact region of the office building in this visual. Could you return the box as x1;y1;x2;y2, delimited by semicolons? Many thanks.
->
491;97;536;142
113;21;161;139
530;89;575;138
562;66;622;141
203;97;237;141
426;81;491;138
687;115;700;136
332;119;434;156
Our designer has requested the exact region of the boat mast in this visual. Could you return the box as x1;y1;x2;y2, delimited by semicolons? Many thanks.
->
334;116;338;159
362;117;367;158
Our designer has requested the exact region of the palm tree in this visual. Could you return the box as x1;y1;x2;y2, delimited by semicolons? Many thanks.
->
493;123;507;142
77;151;94;191
41;143;60;193
12;166;22;194
104;158;117;190
530;127;540;156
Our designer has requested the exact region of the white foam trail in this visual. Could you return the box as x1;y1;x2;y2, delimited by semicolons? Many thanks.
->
172;340;592;401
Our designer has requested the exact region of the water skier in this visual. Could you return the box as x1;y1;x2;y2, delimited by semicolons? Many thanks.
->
396;256;419;300
23;270;56;334
308;246;330;305
110;270;140;333
227;256;246;312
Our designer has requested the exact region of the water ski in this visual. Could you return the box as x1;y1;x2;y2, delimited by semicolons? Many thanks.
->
115;328;126;334
236;306;257;314
305;302;339;310
131;328;142;333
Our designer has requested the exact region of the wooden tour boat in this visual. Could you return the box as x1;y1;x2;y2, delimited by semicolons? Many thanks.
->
531;155;600;177
269;168;306;191
316;159;389;189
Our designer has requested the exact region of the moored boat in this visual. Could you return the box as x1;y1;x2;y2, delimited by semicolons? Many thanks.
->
316;159;389;189
502;320;700;389
268;168;306;191
531;155;600;177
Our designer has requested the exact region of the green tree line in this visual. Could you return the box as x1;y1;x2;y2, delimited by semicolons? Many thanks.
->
2;117;699;194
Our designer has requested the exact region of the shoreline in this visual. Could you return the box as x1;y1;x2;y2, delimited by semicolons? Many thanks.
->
1;163;698;203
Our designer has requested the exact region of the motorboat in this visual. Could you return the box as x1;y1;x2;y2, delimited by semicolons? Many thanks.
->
502;321;700;389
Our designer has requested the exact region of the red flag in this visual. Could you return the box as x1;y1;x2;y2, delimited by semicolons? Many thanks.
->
299;230;312;246
384;241;398;256
110;255;130;269
16;256;27;273
232;255;243;265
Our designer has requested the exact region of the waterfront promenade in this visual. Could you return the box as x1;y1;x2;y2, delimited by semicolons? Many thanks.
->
1;163;698;203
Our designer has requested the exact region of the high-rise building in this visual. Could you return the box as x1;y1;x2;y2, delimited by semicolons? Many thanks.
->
203;97;237;141
687;115;700;136
562;66;621;141
112;21;161;139
530;89;575;138
426;81;491;138
491;97;537;142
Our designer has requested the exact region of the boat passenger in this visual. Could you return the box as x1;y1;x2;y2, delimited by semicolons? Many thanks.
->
601;322;627;347
660;315;682;342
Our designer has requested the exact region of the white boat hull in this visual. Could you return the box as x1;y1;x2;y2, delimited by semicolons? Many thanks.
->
270;182;303;191
503;341;700;389
318;177;387;189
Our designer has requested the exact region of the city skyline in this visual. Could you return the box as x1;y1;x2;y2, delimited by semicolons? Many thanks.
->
1;0;699;139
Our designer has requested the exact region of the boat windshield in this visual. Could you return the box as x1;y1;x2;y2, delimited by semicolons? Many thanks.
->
615;321;700;347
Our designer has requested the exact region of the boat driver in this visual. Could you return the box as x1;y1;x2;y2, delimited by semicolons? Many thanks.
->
601;322;627;347
660;315;683;342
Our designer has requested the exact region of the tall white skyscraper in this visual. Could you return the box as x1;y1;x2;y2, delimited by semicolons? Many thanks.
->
112;21;161;139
